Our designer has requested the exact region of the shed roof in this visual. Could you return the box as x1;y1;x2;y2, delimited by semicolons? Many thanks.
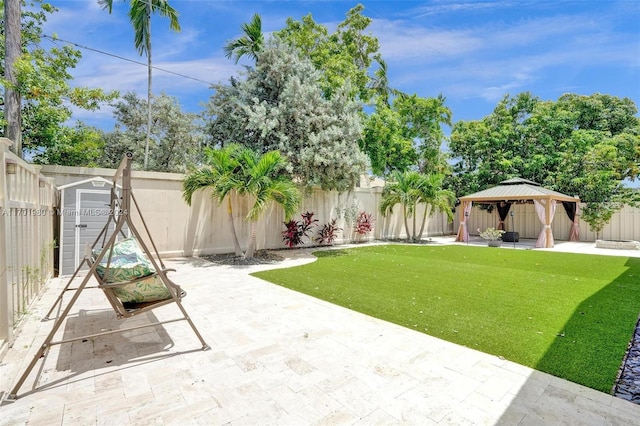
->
57;176;118;190
459;178;579;203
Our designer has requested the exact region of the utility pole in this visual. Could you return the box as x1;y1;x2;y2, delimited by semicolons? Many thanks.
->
4;0;23;157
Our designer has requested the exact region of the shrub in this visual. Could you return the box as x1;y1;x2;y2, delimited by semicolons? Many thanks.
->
316;218;342;245
478;227;505;241
354;211;374;236
282;211;318;248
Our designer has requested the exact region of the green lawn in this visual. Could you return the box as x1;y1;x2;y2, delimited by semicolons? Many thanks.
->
252;244;640;393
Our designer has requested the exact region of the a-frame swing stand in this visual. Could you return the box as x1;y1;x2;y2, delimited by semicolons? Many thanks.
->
5;152;210;401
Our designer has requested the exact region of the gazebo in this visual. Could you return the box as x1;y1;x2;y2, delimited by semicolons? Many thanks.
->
455;178;581;248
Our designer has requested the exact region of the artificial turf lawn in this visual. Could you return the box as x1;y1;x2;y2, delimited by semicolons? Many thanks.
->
251;244;640;393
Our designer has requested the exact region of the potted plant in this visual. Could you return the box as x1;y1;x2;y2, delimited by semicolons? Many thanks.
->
478;227;505;247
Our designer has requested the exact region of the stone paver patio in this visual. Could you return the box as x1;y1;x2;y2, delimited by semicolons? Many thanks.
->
2;237;640;425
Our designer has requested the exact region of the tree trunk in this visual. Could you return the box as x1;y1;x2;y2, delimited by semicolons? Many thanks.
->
418;204;432;240
411;202;417;241
245;222;257;259
403;205;411;242
144;5;152;169
4;0;22;157
226;196;243;256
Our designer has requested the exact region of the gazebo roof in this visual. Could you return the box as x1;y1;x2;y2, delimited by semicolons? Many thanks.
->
459;178;579;203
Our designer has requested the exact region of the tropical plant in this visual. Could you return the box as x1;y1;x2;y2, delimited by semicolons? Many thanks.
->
182;144;245;256
316;218;342;245
3;0;22;155
354;212;374;236
223;13;264;64
478;227;505;241
234;149;301;259
379;171;454;242
184;146;301;259
416;174;455;239
282;211;318;248
99;0;181;170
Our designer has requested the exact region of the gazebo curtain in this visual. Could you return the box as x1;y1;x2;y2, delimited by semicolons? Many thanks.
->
563;201;581;241
496;202;512;231
533;199;557;248
455;201;473;242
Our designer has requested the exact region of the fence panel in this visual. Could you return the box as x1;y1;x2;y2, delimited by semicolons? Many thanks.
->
0;138;56;349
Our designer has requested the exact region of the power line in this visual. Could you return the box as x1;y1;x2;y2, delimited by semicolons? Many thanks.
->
42;34;217;86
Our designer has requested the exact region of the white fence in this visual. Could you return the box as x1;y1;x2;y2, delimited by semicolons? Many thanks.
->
40;165;454;258
2;153;639;355
1;138;56;353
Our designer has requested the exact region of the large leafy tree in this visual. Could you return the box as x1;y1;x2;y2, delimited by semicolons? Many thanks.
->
32;122;104;166
99;0;180;170
360;100;417;177
395;94;452;175
183;146;300;259
100;91;203;172
362;94;452;177
275;3;379;102
205;39;368;192
0;0;116;158
449;92;640;233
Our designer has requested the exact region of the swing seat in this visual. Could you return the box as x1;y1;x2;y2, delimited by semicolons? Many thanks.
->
6;152;209;401
87;237;186;318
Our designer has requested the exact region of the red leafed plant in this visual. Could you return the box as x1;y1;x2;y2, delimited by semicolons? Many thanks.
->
354;211;374;235
282;211;318;248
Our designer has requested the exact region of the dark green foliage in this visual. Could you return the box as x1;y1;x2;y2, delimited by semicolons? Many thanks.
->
449;92;640;233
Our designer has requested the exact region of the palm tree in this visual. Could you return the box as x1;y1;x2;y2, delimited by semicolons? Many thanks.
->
234;149;300;259
223;13;264;64
182;145;243;256
4;0;22;156
368;55;404;107
182;146;300;259
379;171;454;242
379;171;422;241
99;0;180;170
415;174;455;240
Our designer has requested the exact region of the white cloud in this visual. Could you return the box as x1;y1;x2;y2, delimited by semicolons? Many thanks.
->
372;20;482;62
375;6;639;103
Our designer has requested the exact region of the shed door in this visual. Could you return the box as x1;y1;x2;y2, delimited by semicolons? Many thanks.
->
73;190;114;273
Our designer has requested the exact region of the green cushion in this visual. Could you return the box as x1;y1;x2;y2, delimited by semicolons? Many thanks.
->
112;275;172;303
94;237;171;303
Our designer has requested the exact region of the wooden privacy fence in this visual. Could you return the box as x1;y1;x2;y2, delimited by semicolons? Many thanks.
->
1;138;57;351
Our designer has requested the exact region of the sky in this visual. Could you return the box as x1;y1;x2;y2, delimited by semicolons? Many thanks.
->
38;0;640;132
